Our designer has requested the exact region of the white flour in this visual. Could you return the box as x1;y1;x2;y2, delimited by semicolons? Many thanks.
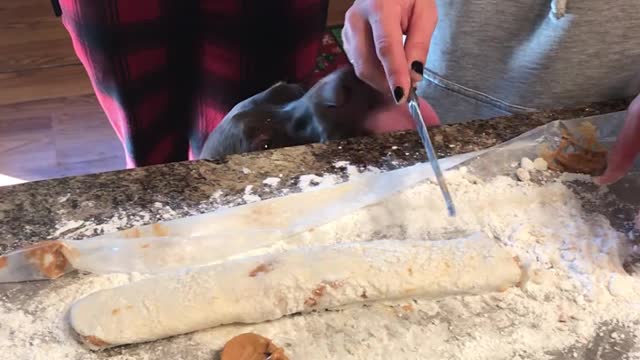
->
2;168;640;359
52;207;167;240
297;174;339;190
0;273;140;359
334;160;382;178
263;177;281;187
53;211;141;239
242;185;262;203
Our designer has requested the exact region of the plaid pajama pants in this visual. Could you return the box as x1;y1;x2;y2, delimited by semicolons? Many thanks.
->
56;0;328;167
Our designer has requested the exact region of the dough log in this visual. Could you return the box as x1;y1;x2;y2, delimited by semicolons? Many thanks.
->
69;235;522;350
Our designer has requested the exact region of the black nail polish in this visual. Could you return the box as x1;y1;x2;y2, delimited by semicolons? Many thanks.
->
393;86;404;104
411;61;424;75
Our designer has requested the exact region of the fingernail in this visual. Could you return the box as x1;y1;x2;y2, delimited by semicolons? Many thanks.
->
411;61;424;75
393;86;404;104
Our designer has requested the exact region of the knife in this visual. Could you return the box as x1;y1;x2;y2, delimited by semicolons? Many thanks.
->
407;87;457;217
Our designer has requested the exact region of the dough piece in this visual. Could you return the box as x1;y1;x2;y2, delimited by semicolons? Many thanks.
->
533;158;548;171
520;157;534;171
221;333;288;360
541;122;607;176
516;168;531;182
69;234;522;350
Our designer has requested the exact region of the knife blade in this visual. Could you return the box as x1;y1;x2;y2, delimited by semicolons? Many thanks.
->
407;87;457;217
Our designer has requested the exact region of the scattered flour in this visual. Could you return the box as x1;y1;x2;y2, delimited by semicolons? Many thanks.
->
3;169;640;359
198;190;226;212
52;220;85;237
520;157;535;171
263;177;281;187
0;273;144;359
297;174;339;190
53;212;131;239
242;185;261;203
211;190;223;201
333;161;381;179
52;207;168;240
516;167;531;182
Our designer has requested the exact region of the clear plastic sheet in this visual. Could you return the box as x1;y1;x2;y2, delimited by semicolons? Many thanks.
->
0;152;480;283
460;111;640;246
461;111;632;179
1;110;637;283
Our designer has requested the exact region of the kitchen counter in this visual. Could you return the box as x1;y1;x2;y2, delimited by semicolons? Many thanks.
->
0;99;630;254
1;99;637;360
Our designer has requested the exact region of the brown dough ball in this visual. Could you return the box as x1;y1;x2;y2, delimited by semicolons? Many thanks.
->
220;333;288;360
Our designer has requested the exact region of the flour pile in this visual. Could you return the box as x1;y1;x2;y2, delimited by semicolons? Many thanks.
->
2;168;640;359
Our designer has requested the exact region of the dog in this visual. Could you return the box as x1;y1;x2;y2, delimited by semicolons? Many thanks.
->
200;66;436;160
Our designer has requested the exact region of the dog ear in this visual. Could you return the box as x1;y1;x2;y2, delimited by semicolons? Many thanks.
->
259;82;306;105
318;83;346;108
311;68;357;108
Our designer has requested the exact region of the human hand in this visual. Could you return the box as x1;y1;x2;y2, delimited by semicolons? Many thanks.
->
363;97;440;134
342;0;438;103
595;94;640;185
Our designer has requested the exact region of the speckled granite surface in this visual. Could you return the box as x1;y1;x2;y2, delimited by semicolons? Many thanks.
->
0;99;630;254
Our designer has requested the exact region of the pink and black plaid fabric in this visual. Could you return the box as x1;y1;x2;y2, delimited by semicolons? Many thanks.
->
57;0;328;167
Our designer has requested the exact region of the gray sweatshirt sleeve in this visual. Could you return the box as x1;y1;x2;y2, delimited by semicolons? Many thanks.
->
417;0;640;124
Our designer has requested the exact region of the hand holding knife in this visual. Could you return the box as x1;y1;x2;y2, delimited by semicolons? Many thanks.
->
406;84;457;217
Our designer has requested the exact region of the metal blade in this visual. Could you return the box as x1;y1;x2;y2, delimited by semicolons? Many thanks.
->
407;89;457;217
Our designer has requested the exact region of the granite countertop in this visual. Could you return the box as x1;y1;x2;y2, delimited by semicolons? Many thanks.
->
0;99;630;254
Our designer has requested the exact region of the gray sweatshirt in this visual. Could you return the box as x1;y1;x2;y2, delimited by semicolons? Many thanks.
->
417;0;640;124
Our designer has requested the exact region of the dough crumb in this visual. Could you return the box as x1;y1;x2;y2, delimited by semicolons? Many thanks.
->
520;157;534;171
24;241;69;279
401;304;414;312
540;123;607;175
221;333;288;360
516;168;531;182
81;335;111;348
249;263;274;277
533;158;549;171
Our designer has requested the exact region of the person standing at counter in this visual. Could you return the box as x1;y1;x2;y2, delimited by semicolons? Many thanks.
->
341;0;640;185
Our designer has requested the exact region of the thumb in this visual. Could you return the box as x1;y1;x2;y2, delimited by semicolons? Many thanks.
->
595;100;640;185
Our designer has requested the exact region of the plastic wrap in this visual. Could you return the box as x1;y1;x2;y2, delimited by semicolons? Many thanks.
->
459;111;640;246
0;152;480;283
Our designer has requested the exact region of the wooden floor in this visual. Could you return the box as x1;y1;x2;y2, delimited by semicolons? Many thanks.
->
0;95;125;186
0;0;351;186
